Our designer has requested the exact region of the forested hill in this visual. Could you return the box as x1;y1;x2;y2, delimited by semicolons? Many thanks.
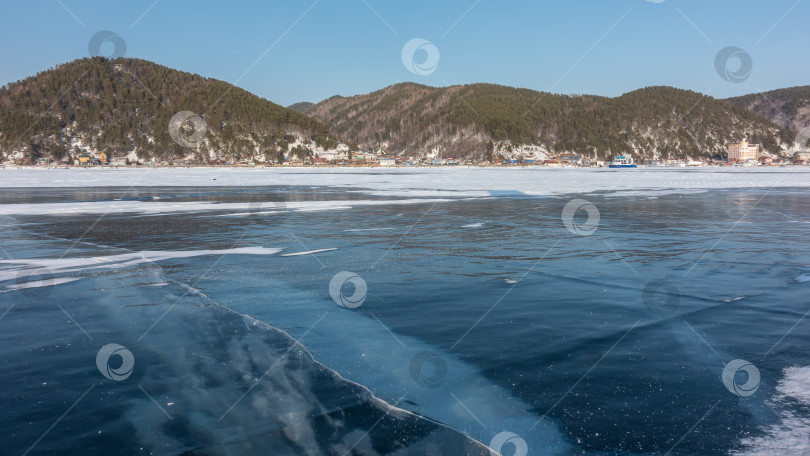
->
305;82;791;160
0;57;798;164
0;57;331;164
726;86;810;133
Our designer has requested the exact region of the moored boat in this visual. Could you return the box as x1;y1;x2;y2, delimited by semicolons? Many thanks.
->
608;155;637;168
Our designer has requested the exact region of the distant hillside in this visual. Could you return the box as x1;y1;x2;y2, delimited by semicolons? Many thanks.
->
1;58;797;165
306;82;792;160
726;86;810;132
288;102;314;113
0;57;332;164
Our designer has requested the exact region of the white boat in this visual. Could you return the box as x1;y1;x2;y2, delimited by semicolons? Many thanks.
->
608;155;637;168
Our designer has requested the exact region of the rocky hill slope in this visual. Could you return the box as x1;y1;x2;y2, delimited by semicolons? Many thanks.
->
305;83;792;160
726;86;810;135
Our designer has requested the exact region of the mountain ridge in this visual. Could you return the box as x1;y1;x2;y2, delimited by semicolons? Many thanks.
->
0;57;332;164
0;57;803;164
304;82;792;160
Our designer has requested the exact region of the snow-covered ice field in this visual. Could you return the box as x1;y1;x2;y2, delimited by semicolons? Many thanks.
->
2;166;810;192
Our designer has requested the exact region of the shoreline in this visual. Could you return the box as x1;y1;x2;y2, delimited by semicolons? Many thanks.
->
2;163;808;171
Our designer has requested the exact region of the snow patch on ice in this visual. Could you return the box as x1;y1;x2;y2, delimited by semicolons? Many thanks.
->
4;277;82;291
732;366;810;455
795;273;810;283
777;366;810;405
0;198;452;217
0;247;283;282
343;228;395;232
280;248;338;257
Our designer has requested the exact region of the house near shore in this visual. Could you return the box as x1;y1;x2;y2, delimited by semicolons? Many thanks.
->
351;152;378;163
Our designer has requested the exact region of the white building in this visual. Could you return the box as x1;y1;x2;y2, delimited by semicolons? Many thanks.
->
727;141;760;162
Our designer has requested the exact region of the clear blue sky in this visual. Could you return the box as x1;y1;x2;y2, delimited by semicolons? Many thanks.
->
0;1;807;106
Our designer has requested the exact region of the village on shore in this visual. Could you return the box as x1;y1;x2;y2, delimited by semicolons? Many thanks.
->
8;140;808;170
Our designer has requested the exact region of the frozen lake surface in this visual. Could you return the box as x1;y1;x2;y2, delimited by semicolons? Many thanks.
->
1;167;809;455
